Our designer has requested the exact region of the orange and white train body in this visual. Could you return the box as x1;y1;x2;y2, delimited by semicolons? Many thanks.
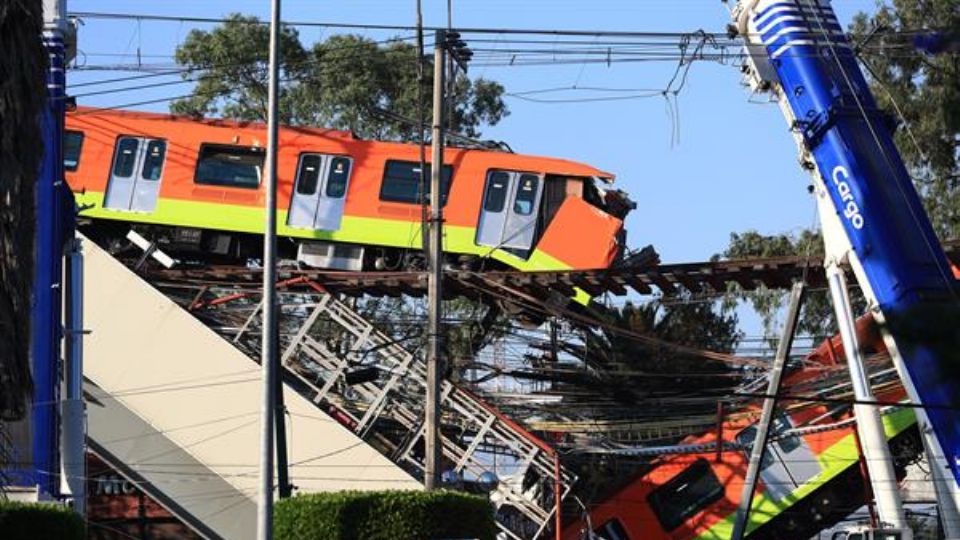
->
64;107;631;273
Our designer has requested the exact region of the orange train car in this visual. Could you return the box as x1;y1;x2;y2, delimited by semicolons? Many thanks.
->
64;107;633;273
564;315;921;540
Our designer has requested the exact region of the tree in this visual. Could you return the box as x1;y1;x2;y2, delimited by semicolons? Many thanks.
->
851;1;960;239
717;230;845;341
0;0;45;422
171;15;308;123
172;15;508;140
578;298;742;412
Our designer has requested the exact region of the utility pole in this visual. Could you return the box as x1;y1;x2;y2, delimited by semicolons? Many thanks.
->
257;0;281;537
425;29;447;491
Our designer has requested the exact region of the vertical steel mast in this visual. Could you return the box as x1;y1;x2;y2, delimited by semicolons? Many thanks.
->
257;0;282;537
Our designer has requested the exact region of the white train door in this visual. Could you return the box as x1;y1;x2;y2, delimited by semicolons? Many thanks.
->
104;136;167;213
477;170;544;251
287;153;352;231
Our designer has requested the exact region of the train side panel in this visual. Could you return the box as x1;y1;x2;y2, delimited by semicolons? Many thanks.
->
65;108;623;271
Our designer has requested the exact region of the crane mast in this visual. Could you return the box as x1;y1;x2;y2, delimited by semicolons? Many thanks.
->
732;0;960;535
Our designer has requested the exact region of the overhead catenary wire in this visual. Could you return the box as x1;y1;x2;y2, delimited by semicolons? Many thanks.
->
68;11;960;40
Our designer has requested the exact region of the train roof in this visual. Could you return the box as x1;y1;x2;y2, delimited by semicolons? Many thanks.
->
70;106;616;182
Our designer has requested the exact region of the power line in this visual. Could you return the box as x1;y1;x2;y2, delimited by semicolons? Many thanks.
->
65;11;746;38
69;10;960;41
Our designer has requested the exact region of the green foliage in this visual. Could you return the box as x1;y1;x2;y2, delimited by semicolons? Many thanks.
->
716;230;844;341
172;15;508;140
584;298;742;408
0;501;85;540
274;490;497;540
171;15;308;123
851;0;960;239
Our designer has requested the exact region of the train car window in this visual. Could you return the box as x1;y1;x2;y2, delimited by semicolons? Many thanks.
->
379;160;453;206
112;138;141;178
647;458;725;532
296;155;322;195
735;425;776;471
483;171;510;212
595;518;631;540
141;140;166;181
64;130;84;171
195;144;265;189
325;157;351;198
513;174;540;215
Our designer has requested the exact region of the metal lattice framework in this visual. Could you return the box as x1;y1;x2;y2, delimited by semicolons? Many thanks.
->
175;277;575;540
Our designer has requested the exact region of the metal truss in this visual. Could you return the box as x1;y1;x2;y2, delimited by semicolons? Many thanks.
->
277;288;574;540
178;277;574;540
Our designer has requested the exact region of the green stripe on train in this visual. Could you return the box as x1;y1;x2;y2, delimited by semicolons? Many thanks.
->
694;407;916;540
75;191;574;274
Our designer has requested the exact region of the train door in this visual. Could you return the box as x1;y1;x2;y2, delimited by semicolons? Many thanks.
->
104;136;166;213
287;153;352;231
477;170;544;251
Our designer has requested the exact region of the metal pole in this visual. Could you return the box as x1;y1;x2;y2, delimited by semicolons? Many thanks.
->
445;0;455;132
257;0;281;537
424;30;446;491
853;428;879;528
61;237;85;515
554;453;562;540
416;0;428;253
731;281;805;540
921;422;960;538
825;262;908;531
275;339;291;499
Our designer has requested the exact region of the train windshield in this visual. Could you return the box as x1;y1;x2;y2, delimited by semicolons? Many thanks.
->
647;458;725;532
735;425;777;471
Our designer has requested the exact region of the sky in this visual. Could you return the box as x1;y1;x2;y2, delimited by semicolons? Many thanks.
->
67;0;882;266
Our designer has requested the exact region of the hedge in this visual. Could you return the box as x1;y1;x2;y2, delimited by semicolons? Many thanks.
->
0;500;85;540
275;489;497;540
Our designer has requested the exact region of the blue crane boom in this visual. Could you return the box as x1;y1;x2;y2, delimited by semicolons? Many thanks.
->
732;0;960;525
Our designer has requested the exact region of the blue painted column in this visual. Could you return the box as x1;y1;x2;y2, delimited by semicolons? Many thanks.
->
30;2;67;497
